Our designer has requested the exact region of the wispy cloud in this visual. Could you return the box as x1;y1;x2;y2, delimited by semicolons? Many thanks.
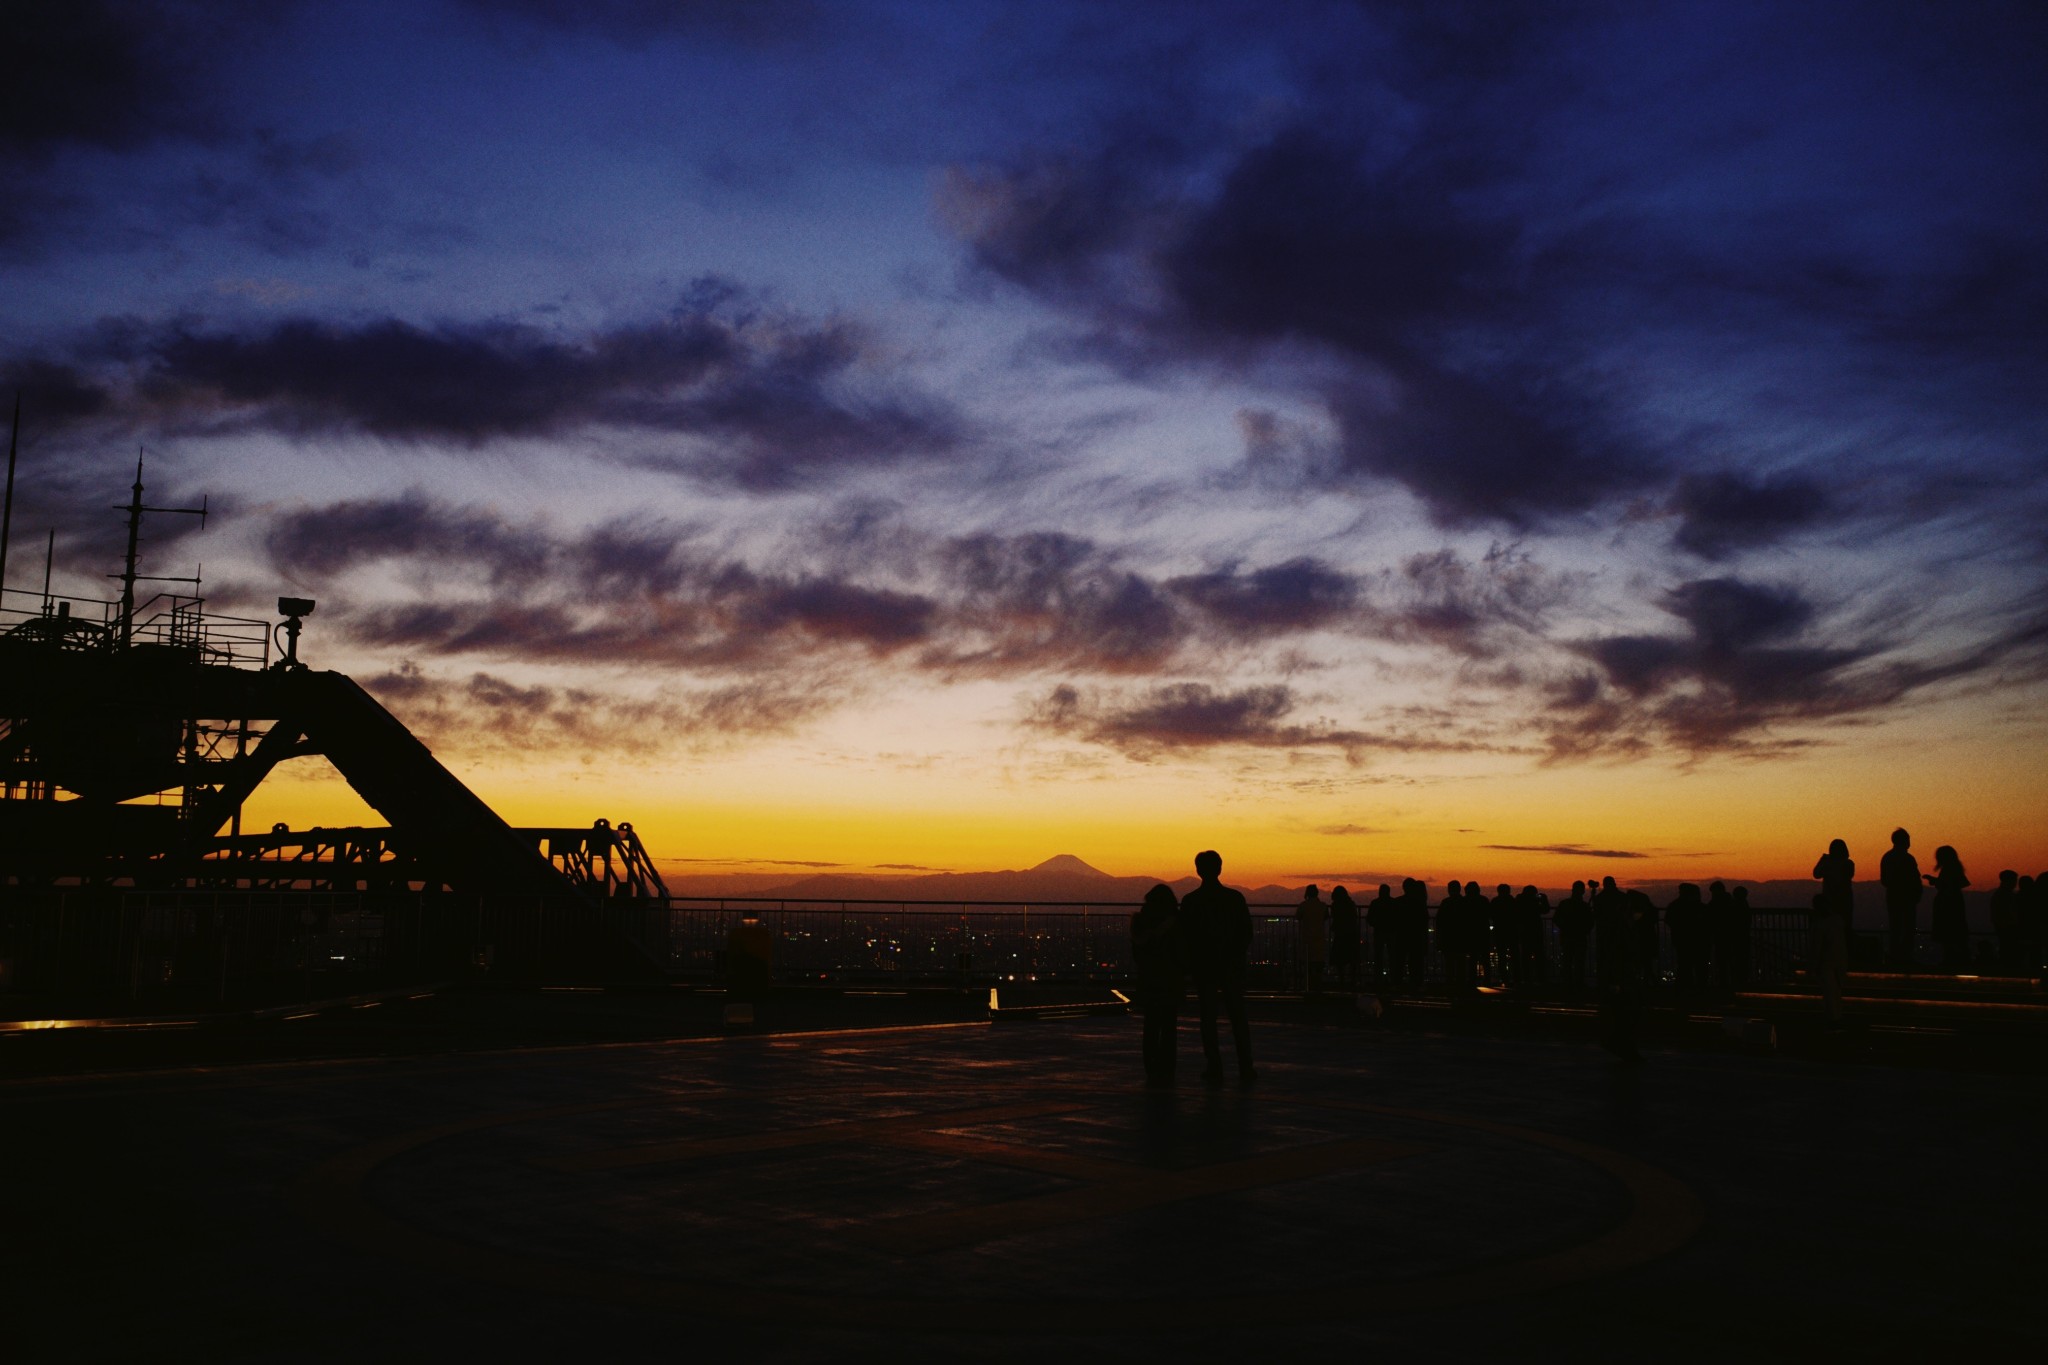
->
1481;843;1648;860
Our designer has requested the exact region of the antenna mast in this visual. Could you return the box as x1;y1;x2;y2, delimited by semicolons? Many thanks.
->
112;448;208;650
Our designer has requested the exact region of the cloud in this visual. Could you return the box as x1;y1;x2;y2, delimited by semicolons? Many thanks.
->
1314;824;1382;837
1025;681;1509;762
1545;574;2048;757
0;356;112;421
23;284;967;488
262;492;1600;707
1365;544;1575;658
940;37;1662;527
267;492;547;585
1481;843;1647;860
0;1;259;159
923;531;1185;675
358;662;840;756
1167;557;1361;638
1670;471;1831;559
462;0;825;48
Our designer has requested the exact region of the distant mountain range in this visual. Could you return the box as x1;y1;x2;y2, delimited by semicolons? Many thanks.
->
662;853;1304;905
655;857;1999;927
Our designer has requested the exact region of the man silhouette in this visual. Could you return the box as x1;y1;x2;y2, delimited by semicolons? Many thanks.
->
1593;876;1641;1061
1295;883;1327;995
1180;849;1255;1083
1555;881;1592;993
1880;828;1923;971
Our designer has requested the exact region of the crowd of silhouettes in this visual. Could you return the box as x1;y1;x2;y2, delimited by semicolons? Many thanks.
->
1131;828;2044;1078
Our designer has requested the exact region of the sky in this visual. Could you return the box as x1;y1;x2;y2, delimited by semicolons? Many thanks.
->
4;0;2046;887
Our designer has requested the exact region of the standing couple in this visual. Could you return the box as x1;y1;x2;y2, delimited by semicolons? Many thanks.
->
1131;849;1258;1087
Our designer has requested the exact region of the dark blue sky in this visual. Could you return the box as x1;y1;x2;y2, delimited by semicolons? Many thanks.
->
4;1;2045;874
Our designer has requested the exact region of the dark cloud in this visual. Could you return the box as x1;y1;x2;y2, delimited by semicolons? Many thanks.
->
943;45;1659;526
1159;127;1510;358
267;493;547;586
24;285;966;488
926;532;1184;675
1314;824;1382;837
359;661;838;755
1362;545;1574;658
947;5;2048;535
463;0;825;48
0;1;256;158
1027;681;1355;757
262;491;1590;694
0;2;300;252
0;357;111;422
1168;558;1360;638
1481;843;1647;860
1544;574;2037;756
1670;471;1831;559
1026;681;1508;761
1326;364;1640;528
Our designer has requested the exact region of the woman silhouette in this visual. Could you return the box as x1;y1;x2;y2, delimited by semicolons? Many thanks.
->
1131;883;1185;1085
1928;846;1970;971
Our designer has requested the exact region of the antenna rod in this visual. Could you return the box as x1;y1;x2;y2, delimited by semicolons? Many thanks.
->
42;528;54;611
118;450;144;649
0;393;18;605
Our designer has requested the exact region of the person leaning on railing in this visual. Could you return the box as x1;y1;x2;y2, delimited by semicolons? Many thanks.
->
1810;839;1854;1025
726;908;773;1003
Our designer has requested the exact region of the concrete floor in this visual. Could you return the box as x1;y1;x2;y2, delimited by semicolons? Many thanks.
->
4;1015;2041;1362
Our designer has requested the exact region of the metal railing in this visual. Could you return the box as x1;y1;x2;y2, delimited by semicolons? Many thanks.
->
0;889;2018;1008
0;586;271;668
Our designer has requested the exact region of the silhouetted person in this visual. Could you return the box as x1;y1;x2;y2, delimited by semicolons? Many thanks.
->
1990;870;2022;971
1706;881;1733;989
1668;883;1709;991
1401;878;1430;985
1516;884;1550;985
1811;838;1854;1024
726;907;773;1003
1593;876;1641;1061
1181;849;1254;1083
1630;888;1660;986
1555;880;1592;993
1438;881;1474;1003
1295;884;1327;995
1879;828;1923;971
1489;883;1516;983
1928;845;1970;971
2023;873;2046;976
1131;883;1184;1086
1329;886;1360;992
1366;883;1396;984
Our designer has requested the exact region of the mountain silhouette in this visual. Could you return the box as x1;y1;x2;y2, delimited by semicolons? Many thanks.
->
1028;853;1111;877
696;855;1305;905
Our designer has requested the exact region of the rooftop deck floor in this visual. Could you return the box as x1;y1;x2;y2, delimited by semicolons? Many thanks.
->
5;1012;2041;1361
